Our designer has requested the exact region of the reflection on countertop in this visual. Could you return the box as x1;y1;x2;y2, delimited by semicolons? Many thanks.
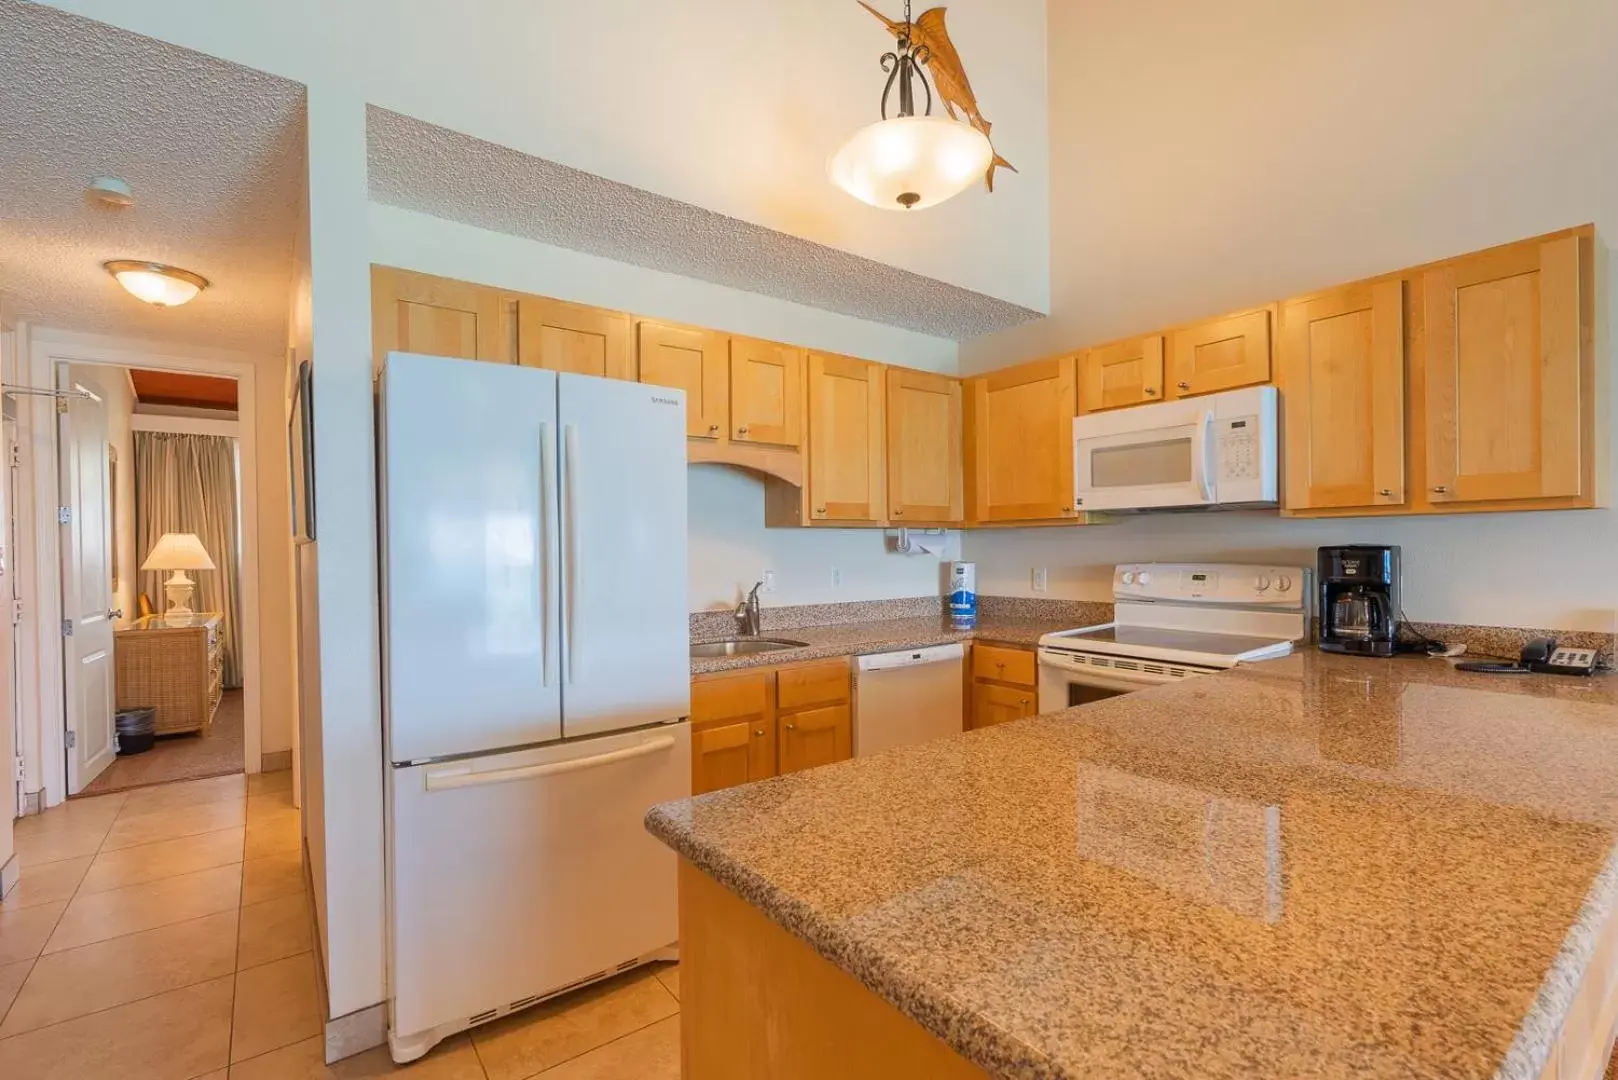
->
648;650;1618;1080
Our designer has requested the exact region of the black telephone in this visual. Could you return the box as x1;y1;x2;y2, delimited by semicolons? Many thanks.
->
1457;636;1599;676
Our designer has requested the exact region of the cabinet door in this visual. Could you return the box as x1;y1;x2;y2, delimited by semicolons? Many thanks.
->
1424;234;1586;504
730;338;802;447
1079;335;1164;413
1167;308;1272;398
1280;280;1406;511
638;322;730;439
966;356;1078;522
691;717;775;795
777;704;852;775
806;354;885;522
517;297;634;380
886;367;963;524
971;682;1036;729
371;266;512;365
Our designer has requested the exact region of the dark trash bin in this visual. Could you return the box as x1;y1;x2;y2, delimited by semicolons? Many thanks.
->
115;706;158;755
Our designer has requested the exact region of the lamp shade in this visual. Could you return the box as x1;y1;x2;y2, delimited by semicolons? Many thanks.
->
141;532;216;572
828;115;993;211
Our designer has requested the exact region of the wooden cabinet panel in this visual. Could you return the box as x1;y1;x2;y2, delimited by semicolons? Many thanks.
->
971;644;1036;687
1079;335;1164;413
971;682;1036;729
731;338;803;447
1424;234;1587;504
638;321;729;439
886;368;963;524
692;717;775;796
1167;308;1272;398
517;297;634;380
691;670;770;724
776;659;850;712
371;266;512;366
778;704;852;775
806;353;885;522
966;357;1078;522
1280;279;1406;511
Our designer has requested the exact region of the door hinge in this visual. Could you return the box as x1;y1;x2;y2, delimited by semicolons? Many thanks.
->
57;506;71;525
13;755;23;782
11;599;21;625
8;443;20;467
60;618;72;637
64;729;76;749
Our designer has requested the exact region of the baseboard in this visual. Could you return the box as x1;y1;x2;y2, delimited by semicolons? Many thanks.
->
0;852;19;901
260;750;292;773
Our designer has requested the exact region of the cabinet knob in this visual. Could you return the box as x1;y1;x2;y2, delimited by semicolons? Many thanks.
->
753;729;764;737
814;506;827;515
1431;485;1450;494
707;424;720;434
1378;488;1393;497
1062;505;1073;513
1177;381;1191;390
1019;698;1029;706
893;508;904;516
1144;387;1158;397
785;722;796;731
995;661;1005;670
736;426;749;437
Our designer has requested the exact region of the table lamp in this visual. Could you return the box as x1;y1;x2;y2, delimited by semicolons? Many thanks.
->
141;532;215;623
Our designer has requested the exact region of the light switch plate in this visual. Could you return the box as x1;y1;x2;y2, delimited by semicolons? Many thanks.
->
831;567;843;587
762;569;776;593
1032;567;1049;592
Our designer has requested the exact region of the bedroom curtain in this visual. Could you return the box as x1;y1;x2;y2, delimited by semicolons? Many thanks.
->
134;432;242;688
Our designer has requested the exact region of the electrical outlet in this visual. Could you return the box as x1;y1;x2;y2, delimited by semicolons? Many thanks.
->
761;569;776;594
831;567;843;587
1032;567;1049;592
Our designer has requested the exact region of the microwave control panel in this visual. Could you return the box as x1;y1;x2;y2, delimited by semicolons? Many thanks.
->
1218;416;1261;481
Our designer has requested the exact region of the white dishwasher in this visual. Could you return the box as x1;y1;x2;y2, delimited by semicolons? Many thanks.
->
854;643;965;756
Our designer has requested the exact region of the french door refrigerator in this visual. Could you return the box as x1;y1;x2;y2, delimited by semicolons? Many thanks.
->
378;352;690;1063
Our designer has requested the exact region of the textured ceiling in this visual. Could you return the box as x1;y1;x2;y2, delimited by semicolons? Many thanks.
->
366;107;1041;342
0;0;305;355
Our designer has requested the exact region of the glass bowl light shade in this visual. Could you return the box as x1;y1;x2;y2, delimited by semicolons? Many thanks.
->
829;115;994;211
104;260;209;307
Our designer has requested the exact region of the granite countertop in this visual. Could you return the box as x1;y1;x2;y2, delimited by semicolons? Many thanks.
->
689;614;1075;675
648;650;1618;1080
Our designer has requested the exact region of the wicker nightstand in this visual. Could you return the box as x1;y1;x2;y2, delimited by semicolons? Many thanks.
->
114;613;224;736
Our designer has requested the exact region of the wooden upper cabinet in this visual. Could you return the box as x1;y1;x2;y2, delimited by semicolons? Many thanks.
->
1167;307;1273;398
638;321;729;439
371;266;512;366
886;368;963;524
1079;334;1164;413
1423;233;1590;505
517;297;634;380
730;338;803;448
966;356;1078;522
806;353;885;522
1280;279;1406;511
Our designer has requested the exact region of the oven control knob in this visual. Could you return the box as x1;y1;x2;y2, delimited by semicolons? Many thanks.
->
1136;572;1151;586
1276;575;1292;592
1256;573;1271;591
1121;571;1136;585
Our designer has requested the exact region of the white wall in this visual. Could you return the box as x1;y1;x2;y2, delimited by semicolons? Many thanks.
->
67;364;135;628
961;0;1618;635
40;0;1050;312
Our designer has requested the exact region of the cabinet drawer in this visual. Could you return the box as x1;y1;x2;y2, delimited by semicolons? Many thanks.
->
971;644;1035;687
776;659;850;712
691;670;770;724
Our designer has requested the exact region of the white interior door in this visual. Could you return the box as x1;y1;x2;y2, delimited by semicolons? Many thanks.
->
59;367;115;793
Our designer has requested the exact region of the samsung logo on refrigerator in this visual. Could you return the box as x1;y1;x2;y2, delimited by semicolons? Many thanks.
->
649;396;680;407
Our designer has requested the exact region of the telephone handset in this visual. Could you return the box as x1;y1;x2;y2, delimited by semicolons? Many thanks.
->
1456;637;1599;676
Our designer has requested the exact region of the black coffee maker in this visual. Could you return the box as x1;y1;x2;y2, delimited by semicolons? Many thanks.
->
1318;545;1401;656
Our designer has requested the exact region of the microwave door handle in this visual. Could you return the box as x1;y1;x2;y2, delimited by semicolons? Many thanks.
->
1191;411;1216;502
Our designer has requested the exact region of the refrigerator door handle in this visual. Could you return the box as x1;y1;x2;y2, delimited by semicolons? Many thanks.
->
422;734;677;792
539;421;554;688
562;423;581;684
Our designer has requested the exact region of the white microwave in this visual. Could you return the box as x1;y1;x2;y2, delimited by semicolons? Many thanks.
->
1073;386;1277;512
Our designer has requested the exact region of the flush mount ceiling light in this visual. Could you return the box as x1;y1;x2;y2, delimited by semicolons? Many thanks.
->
829;1;1014;211
104;260;209;307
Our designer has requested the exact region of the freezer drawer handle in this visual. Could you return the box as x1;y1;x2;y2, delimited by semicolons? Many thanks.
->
423;734;677;792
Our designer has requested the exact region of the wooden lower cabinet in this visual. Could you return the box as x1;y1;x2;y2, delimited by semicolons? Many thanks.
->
690;658;852;795
967;643;1038;730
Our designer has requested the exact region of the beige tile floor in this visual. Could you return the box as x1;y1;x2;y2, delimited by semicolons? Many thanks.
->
0;774;681;1079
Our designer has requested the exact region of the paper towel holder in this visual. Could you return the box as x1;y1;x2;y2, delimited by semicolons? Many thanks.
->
887;527;947;556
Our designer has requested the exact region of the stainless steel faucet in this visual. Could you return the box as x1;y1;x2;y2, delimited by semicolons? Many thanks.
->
734;581;763;637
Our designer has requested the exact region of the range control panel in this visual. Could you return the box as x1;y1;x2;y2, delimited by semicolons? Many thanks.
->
1113;563;1311;607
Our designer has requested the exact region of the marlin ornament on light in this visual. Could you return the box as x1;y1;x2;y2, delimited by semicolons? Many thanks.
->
857;2;1017;192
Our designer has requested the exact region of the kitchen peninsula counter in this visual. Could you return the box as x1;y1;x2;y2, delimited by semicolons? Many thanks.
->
647;650;1618;1080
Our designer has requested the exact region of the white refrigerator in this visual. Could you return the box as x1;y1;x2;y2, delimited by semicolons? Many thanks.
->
378;352;691;1063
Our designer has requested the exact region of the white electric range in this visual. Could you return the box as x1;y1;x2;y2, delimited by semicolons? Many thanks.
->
1037;563;1311;711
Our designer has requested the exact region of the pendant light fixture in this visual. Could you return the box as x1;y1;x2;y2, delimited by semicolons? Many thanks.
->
828;0;993;211
104;260;209;307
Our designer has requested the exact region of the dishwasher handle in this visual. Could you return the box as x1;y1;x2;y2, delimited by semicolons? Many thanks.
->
857;642;965;673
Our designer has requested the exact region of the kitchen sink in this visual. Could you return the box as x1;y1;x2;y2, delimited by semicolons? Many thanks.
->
689;638;808;658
